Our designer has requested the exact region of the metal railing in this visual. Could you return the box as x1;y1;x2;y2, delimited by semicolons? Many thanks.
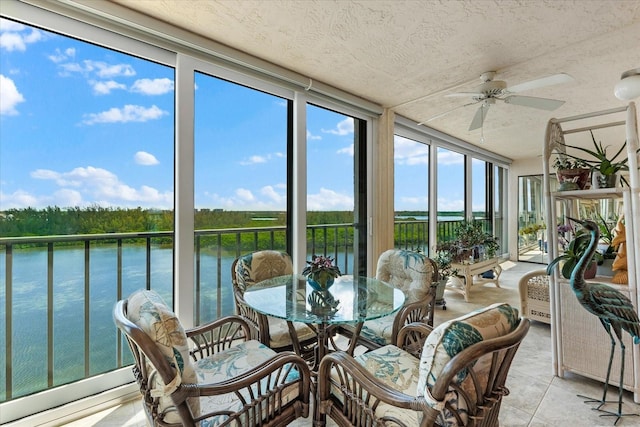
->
0;218;477;401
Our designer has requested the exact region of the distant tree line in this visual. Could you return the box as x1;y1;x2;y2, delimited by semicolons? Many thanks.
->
0;206;358;238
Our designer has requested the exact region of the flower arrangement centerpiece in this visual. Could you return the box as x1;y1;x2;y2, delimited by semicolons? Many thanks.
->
302;255;341;291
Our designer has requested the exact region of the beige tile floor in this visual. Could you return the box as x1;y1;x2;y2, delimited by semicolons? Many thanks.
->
62;261;640;426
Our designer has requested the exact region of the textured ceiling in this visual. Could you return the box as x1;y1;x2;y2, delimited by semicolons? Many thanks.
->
108;0;640;160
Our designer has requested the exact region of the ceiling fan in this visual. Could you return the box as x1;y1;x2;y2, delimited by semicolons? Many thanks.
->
424;71;574;131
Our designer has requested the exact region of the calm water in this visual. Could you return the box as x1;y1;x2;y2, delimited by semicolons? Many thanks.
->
0;245;236;400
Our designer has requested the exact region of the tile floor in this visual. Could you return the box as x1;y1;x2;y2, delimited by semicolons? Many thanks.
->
62;261;640;426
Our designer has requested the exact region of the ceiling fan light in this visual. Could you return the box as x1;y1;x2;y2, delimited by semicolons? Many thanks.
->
614;68;640;100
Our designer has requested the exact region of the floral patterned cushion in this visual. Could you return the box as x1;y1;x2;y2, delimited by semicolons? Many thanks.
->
360;249;435;346
417;302;520;424
329;344;421;425
197;340;301;427
376;249;434;304
267;317;317;348
126;289;200;424
360;316;395;346
233;250;293;293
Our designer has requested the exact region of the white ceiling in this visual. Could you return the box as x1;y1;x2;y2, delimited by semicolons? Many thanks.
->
109;0;640;161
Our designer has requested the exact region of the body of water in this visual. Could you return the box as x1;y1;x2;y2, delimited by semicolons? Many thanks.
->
0;245;236;400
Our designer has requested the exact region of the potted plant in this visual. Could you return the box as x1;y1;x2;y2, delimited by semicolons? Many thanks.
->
432;250;458;305
557;130;639;188
546;231;602;279
552;155;591;191
302;254;341;291
593;211;619;276
436;220;499;262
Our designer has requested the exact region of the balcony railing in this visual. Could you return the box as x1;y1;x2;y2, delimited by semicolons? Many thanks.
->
0;219;472;402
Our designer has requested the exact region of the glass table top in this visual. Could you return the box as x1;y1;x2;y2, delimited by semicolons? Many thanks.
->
243;274;405;324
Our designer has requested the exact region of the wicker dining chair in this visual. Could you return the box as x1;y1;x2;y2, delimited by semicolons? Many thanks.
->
232;250;318;355
317;303;530;427
340;249;438;350
114;289;311;427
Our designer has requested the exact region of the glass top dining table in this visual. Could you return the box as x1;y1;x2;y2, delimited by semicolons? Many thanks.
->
243;274;405;324
243;274;405;369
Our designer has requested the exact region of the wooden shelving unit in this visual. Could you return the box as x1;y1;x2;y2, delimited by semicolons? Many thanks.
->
542;102;640;403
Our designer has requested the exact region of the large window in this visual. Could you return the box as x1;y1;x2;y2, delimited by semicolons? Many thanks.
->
306;105;364;274
0;16;175;406
193;72;289;323
472;159;488;219
393;135;429;251
436;146;465;224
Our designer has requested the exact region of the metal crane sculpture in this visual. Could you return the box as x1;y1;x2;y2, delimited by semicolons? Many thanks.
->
563;217;639;424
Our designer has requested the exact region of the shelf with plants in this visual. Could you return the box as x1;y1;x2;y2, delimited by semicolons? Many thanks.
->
542;102;640;403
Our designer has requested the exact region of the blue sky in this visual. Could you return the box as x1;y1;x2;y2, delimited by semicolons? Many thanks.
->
0;17;473;213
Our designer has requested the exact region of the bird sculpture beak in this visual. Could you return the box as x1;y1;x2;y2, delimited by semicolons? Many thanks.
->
566;216;586;226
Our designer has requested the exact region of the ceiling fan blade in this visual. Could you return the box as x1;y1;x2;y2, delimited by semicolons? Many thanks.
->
418;101;478;125
505;73;574;93
445;92;484;98
503;95;565;111
469;103;489;131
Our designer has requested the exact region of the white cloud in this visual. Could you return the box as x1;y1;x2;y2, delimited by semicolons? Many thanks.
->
307;187;353;210
0;189;39;209
91;80;127;95
437;196;464;211
394;136;429;166
437;149;464;165
0;19;26;32
307;130;321;140
235;188;255;202
201;183;287;210
86;60;135;78
134;151;159;166
0;75;25;115
29;166;173;208
337;145;354;156
82;104;167;125
52;188;83;207
239;152;286;165
399;196;427;206
240;155;267;165
0;18;43;52
48;47;75;63
322;117;354;136
56;59;135;79
130;78;174;95
260;185;285;204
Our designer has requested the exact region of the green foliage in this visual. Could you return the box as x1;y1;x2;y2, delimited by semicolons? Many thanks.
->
432;250;458;279
519;223;545;236
557;131;639;184
436;220;499;261
546;232;601;279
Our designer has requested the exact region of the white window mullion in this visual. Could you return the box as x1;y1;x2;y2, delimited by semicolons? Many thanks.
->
292;91;308;273
174;53;196;328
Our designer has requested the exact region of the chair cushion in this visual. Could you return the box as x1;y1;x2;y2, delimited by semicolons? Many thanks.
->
360;316;395;346
417;302;520;423
127;289;199;424
197;340;301;427
234;251;293;293
376;249;433;304
267;317;317;349
332;344;420;426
